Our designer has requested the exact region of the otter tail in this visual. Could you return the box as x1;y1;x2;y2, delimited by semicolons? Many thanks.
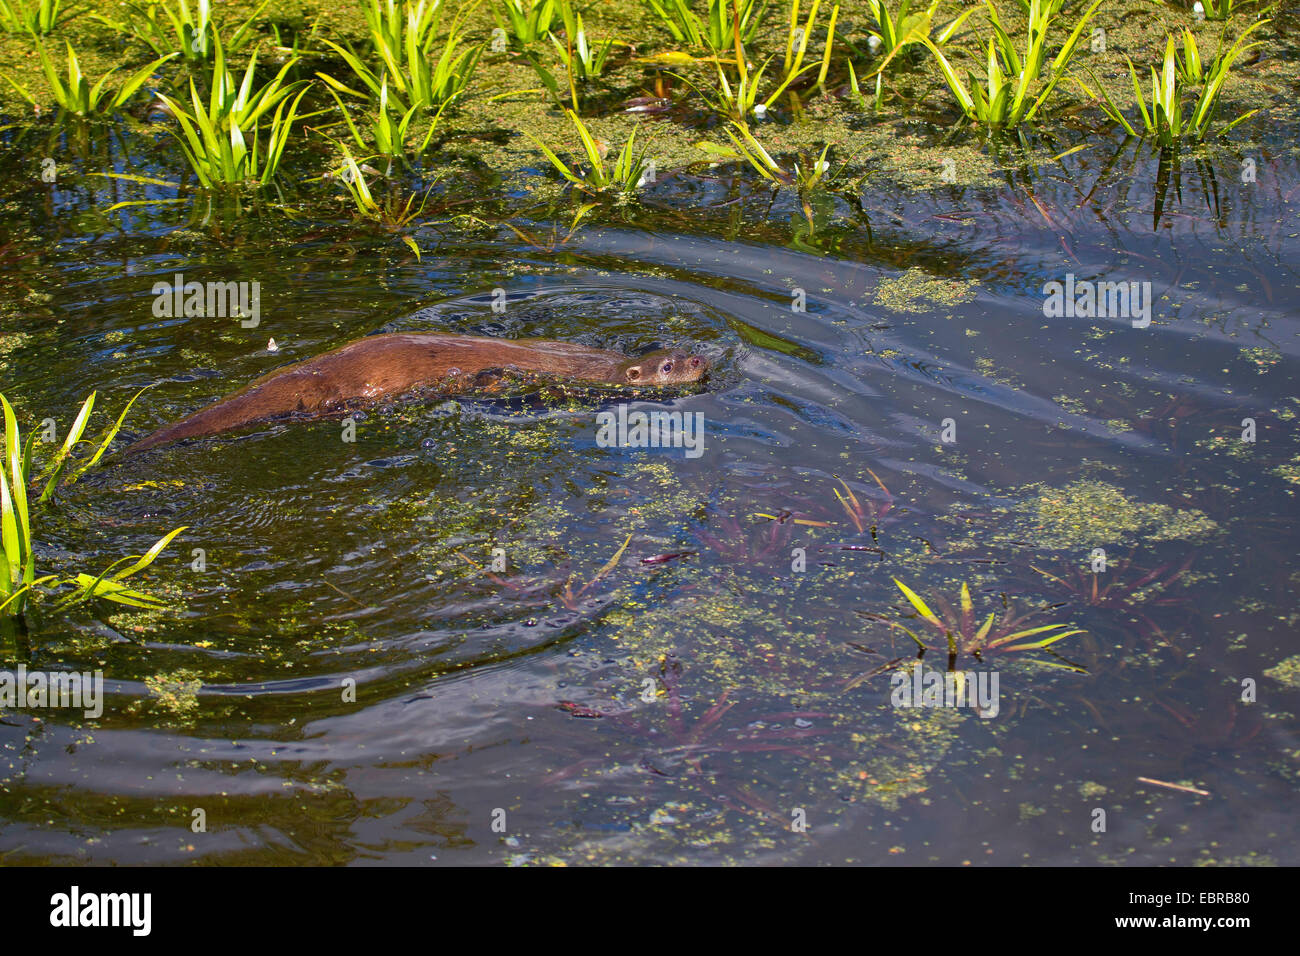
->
125;389;277;454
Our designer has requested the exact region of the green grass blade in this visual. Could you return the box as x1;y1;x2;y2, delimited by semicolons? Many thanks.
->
38;391;94;502
892;577;944;629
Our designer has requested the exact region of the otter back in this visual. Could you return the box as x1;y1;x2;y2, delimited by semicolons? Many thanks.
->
126;333;634;453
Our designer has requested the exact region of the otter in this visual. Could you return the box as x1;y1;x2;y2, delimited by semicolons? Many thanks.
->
126;333;708;453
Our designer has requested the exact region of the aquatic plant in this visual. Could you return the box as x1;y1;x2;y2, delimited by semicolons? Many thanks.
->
844;57;879;110
921;0;1103;129
551;672;841;828
1172;26;1212;84
722;123;865;228
4;42;176;116
550;2;613;82
845;1;972;110
776;0;838;97
325;74;447;165
97;0;272;62
689;51;811;122
558;533;632;610
330;147;432;258
858;0;976;72
863;578;1085;669
34;388;152;503
362;0;443;57
693;511;794;563
1079;22;1266;145
724;121;812;184
156;37;310;187
811;1;840;90
492;0;555;46
0;0;72;35
526;3;616;111
456;534;635;611
0;396;39;614
199;36;308;131
662;0;834;119
55;525;188;611
159;86;306;187
526;109;650;200
1151;690;1262;751
320;1;482;113
264;17;320;59
755;471;894;537
1180;0;1276;21
1031;551;1196;648
644;0;769;53
671;16;813;121
1;393;185;616
1015;0;1067;12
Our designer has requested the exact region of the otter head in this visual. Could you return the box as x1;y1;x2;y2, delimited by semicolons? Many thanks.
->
619;349;708;387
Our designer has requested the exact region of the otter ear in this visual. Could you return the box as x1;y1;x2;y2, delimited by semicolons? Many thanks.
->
625;366;641;382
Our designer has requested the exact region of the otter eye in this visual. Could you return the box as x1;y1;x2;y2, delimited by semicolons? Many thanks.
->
661;362;673;374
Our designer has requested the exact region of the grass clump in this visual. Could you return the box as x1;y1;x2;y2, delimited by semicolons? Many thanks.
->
1;392;185;617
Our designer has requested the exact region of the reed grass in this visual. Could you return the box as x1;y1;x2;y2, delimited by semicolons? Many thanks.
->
858;0;976;76
156;36;310;186
668;1;823;121
644;0;769;53
526;108;649;199
551;2;613;82
493;0;555;46
331;146;432;258
4;42;175;116
1;392;184;616
1079;19;1266;144
319;1;482;113
97;0;272;62
0;0;73;36
921;0;1103;129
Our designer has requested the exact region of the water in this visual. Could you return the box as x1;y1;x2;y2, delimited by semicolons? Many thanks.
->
1;117;1296;866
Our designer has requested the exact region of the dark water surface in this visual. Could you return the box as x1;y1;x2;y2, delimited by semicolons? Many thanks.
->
1;119;1296;865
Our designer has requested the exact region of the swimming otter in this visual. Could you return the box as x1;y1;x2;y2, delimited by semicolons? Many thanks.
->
127;333;708;453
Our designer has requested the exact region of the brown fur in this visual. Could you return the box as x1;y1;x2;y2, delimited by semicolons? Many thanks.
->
127;333;707;452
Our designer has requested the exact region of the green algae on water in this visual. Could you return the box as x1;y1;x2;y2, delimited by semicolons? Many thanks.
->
960;479;1220;552
874;267;978;314
1263;655;1300;690
142;669;203;717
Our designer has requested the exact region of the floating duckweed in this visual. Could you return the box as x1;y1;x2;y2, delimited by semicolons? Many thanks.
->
839;707;964;811
144;669;203;716
1240;347;1282;373
992;479;1219;551
874;268;977;314
1196;434;1253;460
1263;655;1300;689
1271;457;1300;486
1055;394;1088;416
0;331;31;357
